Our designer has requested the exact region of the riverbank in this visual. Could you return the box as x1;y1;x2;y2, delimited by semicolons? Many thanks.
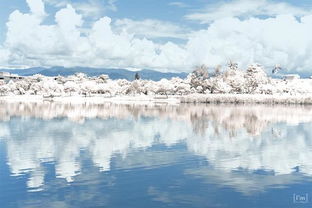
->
180;94;312;104
1;93;312;105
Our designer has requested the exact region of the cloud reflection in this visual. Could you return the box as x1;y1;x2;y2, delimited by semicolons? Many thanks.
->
0;101;312;192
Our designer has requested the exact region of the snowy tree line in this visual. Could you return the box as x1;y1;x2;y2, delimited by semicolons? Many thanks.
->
0;63;311;97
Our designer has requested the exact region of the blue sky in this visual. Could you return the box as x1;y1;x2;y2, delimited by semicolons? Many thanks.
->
0;0;207;43
0;0;312;74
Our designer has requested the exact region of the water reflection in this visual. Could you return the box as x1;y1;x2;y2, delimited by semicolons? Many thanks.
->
0;101;312;197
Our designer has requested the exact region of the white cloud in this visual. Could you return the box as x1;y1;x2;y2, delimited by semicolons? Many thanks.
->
26;0;46;18
0;47;10;66
169;1;189;8
55;4;83;39
186;0;311;24
43;0;68;8
106;0;117;11
114;18;189;39
1;0;312;74
2;0;188;71
73;0;117;19
185;15;312;72
5;3;87;65
44;0;117;18
74;2;104;18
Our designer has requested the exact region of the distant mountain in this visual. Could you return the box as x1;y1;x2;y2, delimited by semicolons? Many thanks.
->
0;67;188;81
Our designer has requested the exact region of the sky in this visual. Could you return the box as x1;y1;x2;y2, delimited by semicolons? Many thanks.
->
0;0;312;74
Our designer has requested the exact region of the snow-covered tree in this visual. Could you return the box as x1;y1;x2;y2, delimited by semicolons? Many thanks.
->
272;64;282;74
244;64;270;94
0;85;9;96
15;80;30;95
64;81;79;96
209;77;232;94
80;81;98;96
213;65;222;77
223;64;246;94
0;63;310;98
96;74;109;84
187;65;210;93
155;79;175;97
29;82;42;95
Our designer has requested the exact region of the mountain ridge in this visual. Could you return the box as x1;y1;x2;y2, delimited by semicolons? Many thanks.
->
0;67;188;81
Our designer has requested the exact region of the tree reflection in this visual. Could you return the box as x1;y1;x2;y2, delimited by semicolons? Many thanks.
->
1;101;312;192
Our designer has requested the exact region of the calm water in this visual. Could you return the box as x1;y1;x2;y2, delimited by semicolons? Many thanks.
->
1;102;312;208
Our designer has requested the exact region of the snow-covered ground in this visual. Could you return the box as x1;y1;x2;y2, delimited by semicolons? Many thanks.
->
1;63;311;104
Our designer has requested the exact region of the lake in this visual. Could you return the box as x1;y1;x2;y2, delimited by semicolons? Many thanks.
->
0;101;312;208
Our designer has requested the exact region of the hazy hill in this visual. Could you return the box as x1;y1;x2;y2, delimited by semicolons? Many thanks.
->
1;67;188;81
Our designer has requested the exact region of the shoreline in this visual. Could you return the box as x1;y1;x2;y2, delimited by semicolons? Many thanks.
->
1;94;312;105
180;94;312;104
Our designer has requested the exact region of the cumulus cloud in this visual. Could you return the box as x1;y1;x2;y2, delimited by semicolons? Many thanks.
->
114;18;189;39
0;47;10;66
2;0;188;71
26;0;46;18
1;0;312;74
5;3;87;66
185;15;312;72
184;0;312;72
185;0;311;24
